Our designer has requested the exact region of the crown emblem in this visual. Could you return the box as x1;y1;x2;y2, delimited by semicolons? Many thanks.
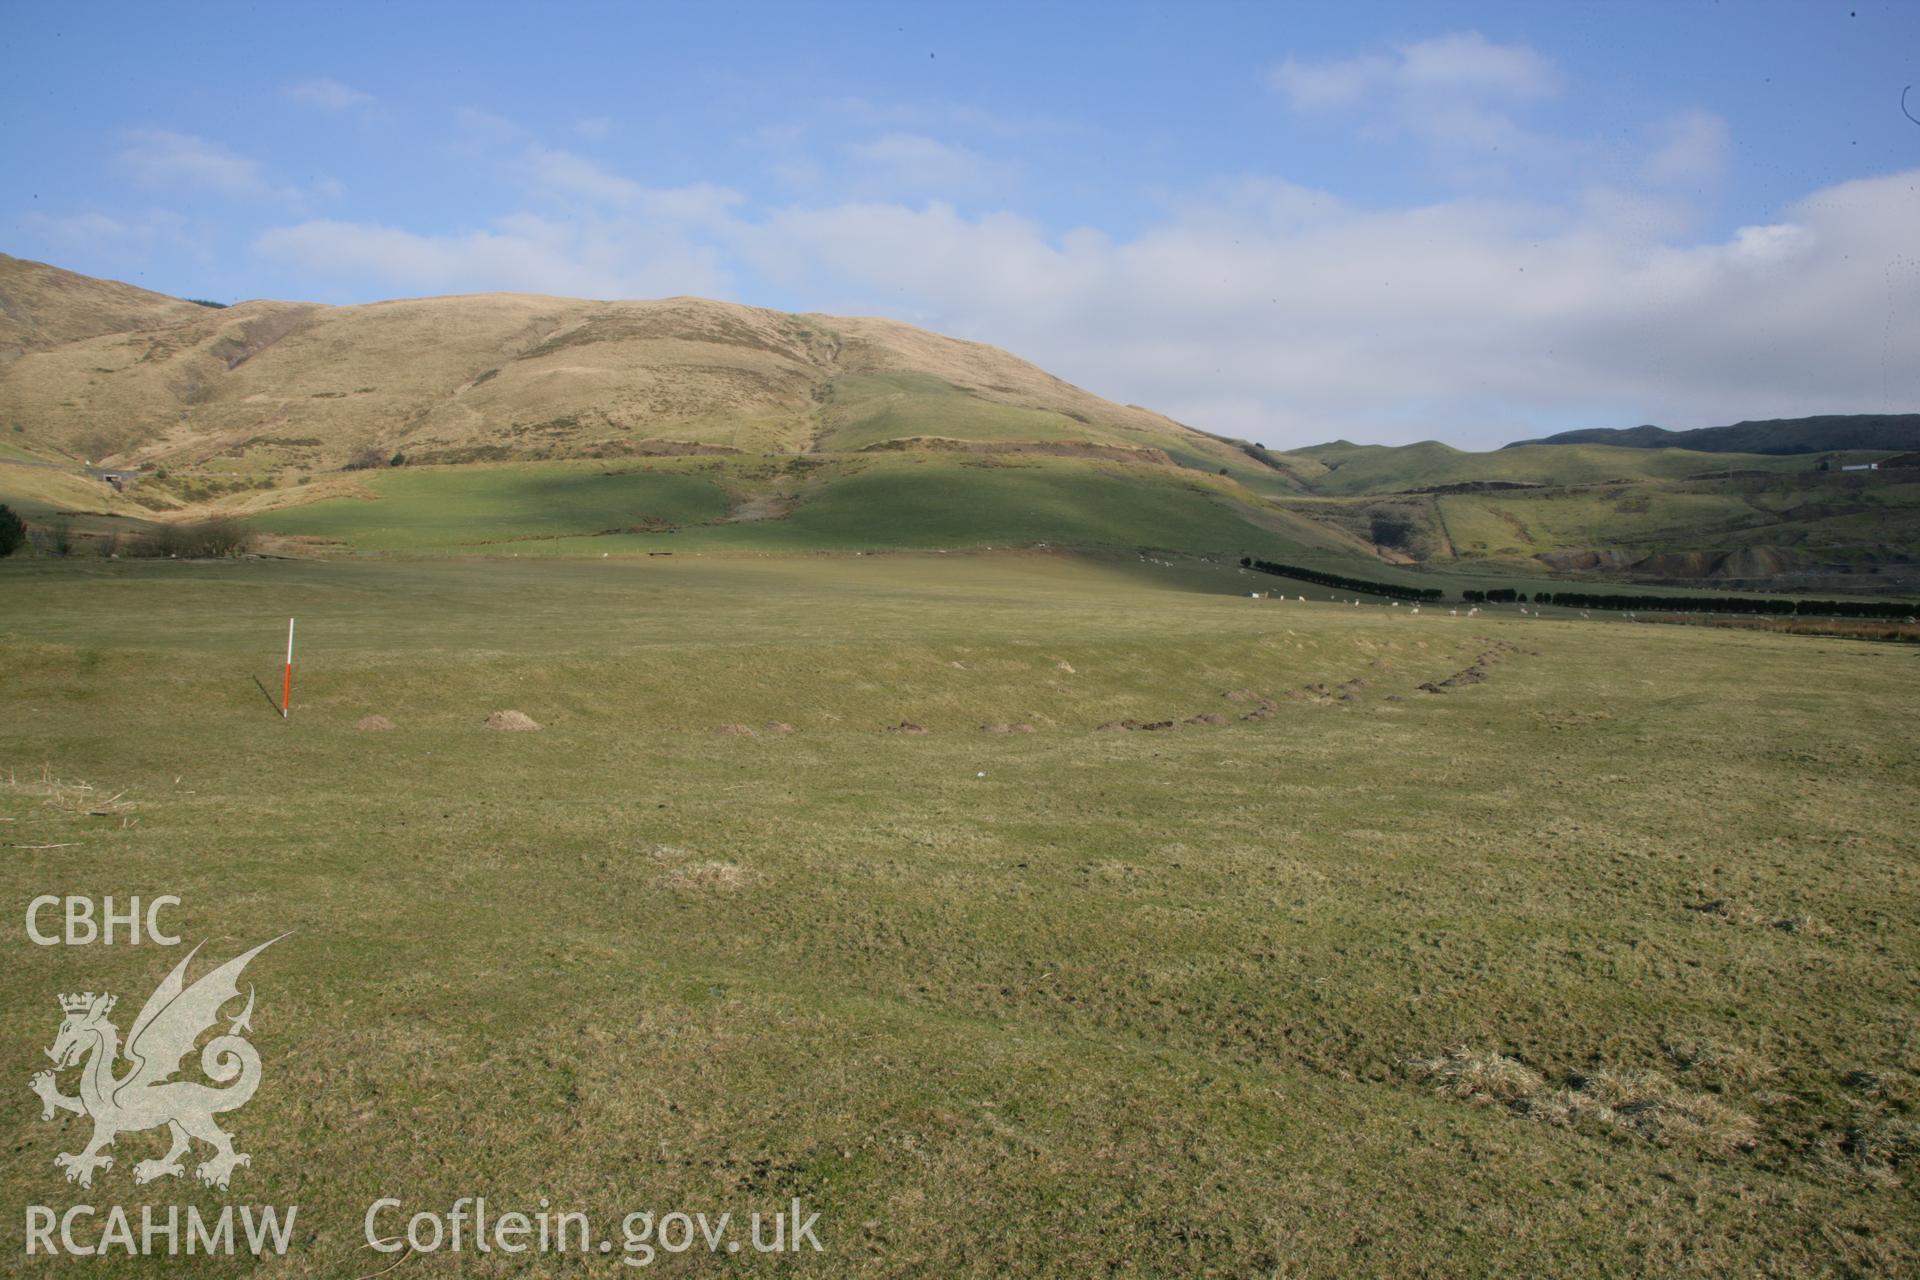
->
59;992;111;1015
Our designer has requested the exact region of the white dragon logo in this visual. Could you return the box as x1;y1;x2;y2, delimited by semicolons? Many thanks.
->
28;937;284;1190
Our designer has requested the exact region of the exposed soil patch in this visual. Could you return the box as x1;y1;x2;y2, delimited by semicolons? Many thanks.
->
483;710;541;731
981;722;1037;734
664;860;751;891
1418;641;1518;693
355;715;395;732
1687;898;1834;935
716;723;757;736
886;721;929;735
763;722;794;735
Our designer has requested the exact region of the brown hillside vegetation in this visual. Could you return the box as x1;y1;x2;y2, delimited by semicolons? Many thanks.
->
0;252;211;359
0;255;1277;480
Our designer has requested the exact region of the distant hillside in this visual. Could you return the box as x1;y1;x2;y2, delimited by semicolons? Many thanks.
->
1504;414;1920;455
0;255;1283;489
1290;438;1808;496
0;252;211;360
4;254;1913;596
1272;433;1919;595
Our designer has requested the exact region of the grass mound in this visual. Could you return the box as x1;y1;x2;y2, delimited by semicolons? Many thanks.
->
1412;1047;1543;1106
1411;1048;1761;1158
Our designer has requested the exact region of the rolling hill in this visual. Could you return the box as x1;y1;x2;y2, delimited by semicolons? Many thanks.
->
2;254;1915;596
1274;436;1918;593
1505;414;1920;455
0;252;212;359
0;253;1287;483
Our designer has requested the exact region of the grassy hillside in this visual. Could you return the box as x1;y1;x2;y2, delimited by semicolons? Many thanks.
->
3;255;1912;598
1;554;1915;1276
1295;440;1813;496
0;251;210;357
1509;414;1920;455
1274;438;1920;594
250;454;1367;562
0;258;1265;481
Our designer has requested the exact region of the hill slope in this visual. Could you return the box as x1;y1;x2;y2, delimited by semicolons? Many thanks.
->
0;255;1286;486
3;255;1913;596
0;252;212;360
1291;439;1813;496
1505;414;1920;455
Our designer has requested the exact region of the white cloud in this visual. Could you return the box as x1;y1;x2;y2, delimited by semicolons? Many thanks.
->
285;78;376;112
1269;33;1574;185
15;208;194;253
846;133;996;193
120;130;273;198
251;213;731;300
454;106;531;148
1266;53;1390;109
517;145;741;221
1394;32;1561;99
1643;110;1731;187
730;169;1920;446
1270;32;1559;109
245;109;1920;448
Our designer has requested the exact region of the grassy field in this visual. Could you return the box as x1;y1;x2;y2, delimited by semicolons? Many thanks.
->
2;552;1915;1276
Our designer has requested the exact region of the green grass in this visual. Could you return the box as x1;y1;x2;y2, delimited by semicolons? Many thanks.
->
810;374;1312;498
256;463;732;551
1;553;1915;1276
1425;477;1920;562
251;455;1371;565
1297;440;1812;496
817;372;1093;450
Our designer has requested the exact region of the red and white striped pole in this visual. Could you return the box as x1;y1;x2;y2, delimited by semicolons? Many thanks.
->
281;618;295;719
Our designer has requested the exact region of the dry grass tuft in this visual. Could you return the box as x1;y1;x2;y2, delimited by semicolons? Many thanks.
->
3;765;135;817
1688;897;1832;935
482;710;541;731
1689;897;1767;925
1572;1069;1761;1156
355;715;395;732
1411;1048;1761;1157
1663;1037;1777;1087
664;860;752;891
1843;1114;1920;1182
1411;1047;1543;1107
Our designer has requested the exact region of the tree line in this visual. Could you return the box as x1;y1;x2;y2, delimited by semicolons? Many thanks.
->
1239;557;1445;601
1516;589;1914;620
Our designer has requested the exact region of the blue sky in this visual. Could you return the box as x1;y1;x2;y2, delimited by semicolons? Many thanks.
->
4;1;1916;447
